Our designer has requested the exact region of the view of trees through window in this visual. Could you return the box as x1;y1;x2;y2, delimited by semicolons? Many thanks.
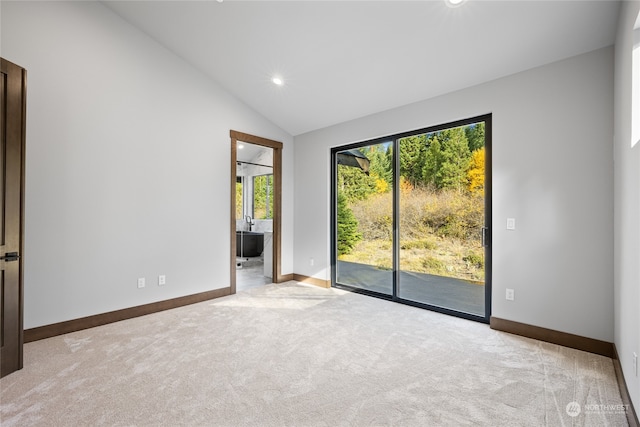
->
236;174;274;221
337;122;486;283
235;178;243;220
253;174;273;219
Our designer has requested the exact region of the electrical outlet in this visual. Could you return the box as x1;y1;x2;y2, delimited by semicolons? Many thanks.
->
137;278;146;289
310;258;314;266
506;288;514;301
158;275;166;286
634;352;638;376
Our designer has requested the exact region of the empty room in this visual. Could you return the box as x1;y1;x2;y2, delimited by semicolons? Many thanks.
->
1;0;639;426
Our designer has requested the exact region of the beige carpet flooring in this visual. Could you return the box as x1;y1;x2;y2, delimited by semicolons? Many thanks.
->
0;282;629;426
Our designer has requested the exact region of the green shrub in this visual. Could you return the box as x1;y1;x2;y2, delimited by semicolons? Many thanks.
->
401;239;436;250
463;251;484;269
422;257;445;272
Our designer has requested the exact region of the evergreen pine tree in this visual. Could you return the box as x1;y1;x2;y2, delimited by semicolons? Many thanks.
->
337;191;361;255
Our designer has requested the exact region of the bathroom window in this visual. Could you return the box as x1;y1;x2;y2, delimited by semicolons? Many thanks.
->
236;177;244;220
253;174;273;219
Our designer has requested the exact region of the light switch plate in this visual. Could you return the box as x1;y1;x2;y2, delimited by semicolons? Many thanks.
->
506;218;516;230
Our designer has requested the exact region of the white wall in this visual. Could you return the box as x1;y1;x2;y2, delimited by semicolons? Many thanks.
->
0;1;294;329
614;0;640;411
294;47;614;342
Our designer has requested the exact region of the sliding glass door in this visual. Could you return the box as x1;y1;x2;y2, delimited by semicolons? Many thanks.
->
334;141;394;296
397;123;487;317
332;115;491;322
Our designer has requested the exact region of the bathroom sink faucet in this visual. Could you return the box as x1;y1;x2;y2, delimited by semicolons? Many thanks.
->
245;215;254;231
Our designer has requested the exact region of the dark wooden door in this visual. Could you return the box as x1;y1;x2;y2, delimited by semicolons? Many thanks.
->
1;58;26;378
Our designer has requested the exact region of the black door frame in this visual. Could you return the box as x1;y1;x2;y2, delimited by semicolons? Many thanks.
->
331;114;492;323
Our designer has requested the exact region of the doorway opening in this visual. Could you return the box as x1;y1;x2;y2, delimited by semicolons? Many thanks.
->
230;131;283;293
331;115;492;322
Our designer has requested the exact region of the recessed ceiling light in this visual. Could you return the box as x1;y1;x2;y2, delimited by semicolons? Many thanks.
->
272;77;284;86
446;0;466;7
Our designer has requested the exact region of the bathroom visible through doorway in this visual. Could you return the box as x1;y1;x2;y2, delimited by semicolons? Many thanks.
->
229;131;283;294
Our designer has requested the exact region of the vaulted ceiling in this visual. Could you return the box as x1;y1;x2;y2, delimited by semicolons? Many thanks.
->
104;0;620;136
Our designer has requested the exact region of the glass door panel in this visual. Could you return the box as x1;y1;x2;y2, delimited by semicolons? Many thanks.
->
335;142;393;296
397;123;486;316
